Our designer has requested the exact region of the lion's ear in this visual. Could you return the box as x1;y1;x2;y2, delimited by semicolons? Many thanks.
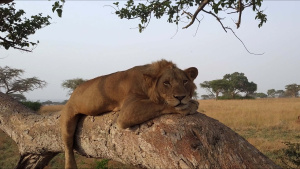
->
184;67;198;81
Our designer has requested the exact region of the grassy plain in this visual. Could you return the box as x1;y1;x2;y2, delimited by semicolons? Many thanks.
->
38;105;64;114
0;98;299;168
198;98;300;168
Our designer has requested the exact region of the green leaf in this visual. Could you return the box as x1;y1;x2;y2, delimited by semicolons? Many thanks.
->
52;2;59;12
56;9;62;17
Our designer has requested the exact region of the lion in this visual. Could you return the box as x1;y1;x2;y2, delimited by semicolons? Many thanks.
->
60;59;199;169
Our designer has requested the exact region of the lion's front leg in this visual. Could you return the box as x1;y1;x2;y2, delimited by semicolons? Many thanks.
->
117;96;199;129
117;96;167;129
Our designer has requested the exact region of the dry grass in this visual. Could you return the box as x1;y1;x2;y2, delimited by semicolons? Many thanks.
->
38;105;64;114
198;98;300;131
198;98;300;167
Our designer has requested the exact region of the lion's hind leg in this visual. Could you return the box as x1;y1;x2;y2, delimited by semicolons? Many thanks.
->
60;106;80;169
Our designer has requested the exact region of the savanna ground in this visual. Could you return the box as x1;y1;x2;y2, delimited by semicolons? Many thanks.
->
0;98;299;168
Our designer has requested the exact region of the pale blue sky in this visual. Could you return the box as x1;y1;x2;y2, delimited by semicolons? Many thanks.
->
1;1;300;101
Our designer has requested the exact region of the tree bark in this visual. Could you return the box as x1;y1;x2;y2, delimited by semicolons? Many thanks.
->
0;93;281;169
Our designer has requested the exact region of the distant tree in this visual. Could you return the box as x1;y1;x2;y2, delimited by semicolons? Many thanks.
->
193;91;199;100
275;90;285;98
200;81;214;96
244;81;257;97
222;72;256;99
254;92;267;98
210;79;230;99
0;66;47;99
0;2;51;52
285;84;300;98
42;100;53;105
201;95;210;100
61;100;68;104
267;89;276;98
62;78;86;95
201;72;256;100
200;79;229;100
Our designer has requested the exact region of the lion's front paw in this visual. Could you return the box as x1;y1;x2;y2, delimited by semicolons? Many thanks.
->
187;100;199;114
177;100;199;115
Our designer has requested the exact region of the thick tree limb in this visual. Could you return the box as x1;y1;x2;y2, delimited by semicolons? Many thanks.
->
0;93;280;168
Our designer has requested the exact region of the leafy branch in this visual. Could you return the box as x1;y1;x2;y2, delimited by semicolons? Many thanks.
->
112;0;267;55
113;0;267;33
0;2;51;52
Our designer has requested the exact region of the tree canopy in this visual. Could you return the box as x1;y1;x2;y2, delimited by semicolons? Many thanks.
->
267;89;276;98
200;79;229;99
61;78;86;95
285;84;300;98
200;72;257;99
222;72;257;98
254;92;267;98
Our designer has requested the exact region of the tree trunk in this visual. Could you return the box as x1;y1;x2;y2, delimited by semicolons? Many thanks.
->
215;92;219;100
0;93;281;169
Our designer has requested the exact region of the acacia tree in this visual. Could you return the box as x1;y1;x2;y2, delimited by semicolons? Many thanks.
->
61;78;86;95
254;92;267;98
285;84;300;98
267;89;276;98
200;79;229;100
275;90;285;98
0;66;46;99
223;72;256;98
201;72;257;99
244;81;257;97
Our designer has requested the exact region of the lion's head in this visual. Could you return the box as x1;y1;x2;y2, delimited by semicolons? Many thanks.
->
143;60;198;110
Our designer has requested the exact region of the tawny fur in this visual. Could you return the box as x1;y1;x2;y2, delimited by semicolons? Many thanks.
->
60;60;199;169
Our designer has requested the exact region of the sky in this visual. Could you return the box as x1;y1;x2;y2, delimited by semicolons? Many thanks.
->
1;1;300;101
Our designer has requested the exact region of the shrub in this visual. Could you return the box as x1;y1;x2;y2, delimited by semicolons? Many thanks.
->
279;142;300;168
21;101;42;111
95;159;109;169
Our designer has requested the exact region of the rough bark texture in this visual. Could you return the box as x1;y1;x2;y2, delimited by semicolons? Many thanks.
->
0;93;281;169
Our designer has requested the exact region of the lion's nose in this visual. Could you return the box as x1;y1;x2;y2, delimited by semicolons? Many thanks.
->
174;95;186;101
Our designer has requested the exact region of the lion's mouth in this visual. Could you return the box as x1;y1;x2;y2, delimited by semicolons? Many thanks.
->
175;103;188;109
175;103;185;107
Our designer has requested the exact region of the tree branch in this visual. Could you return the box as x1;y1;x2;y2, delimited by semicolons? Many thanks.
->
202;9;227;33
0;37;34;52
225;27;265;55
0;93;279;168
182;0;210;29
236;0;243;28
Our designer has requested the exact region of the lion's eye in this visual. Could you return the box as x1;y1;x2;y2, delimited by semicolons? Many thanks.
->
183;80;188;85
163;81;170;86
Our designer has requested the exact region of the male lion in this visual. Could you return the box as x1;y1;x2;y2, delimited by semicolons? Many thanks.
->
60;59;199;169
